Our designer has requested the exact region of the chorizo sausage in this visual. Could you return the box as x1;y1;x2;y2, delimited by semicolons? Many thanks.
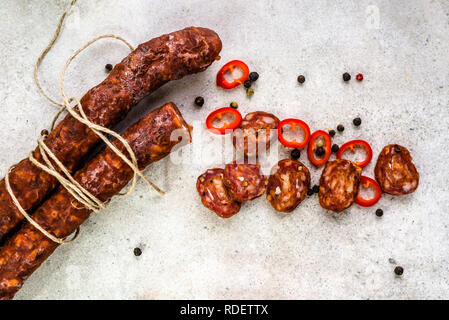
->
223;162;266;202
266;159;311;213
374;144;419;195
0;27;222;241
197;169;241;218
0;102;192;300
319;159;362;213
232;111;279;157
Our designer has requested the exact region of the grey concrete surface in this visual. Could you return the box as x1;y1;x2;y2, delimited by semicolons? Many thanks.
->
0;0;448;299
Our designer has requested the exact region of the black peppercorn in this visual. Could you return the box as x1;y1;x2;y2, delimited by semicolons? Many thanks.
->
297;75;305;84
105;63;113;72
134;247;142;256
249;71;259;82
337;124;345;132
312;185;320;193
394;266;404;276
394;145;402;153
342;72;351;81
331;144;339;153
291;148;301;160
307;189;314;196
194;96;204;107
328;129;336;137
315;147;325;157
243;79;252;88
353;117;362;126
375;208;383;217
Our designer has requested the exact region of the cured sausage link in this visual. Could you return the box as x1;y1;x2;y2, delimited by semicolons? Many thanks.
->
0;27;222;241
0;102;192;300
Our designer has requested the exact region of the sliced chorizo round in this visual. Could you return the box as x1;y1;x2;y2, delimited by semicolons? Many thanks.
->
374;144;419;195
319;159;362;213
232;111;280;157
223;162;267;202
266;159;311;213
196;168;241;218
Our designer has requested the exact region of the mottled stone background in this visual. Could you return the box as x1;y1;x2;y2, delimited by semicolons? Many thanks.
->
0;0;448;299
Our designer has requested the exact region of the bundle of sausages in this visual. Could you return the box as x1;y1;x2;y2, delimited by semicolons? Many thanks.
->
0;27;222;299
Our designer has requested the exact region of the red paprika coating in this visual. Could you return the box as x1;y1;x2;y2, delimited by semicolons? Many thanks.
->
0;27;222;241
0;103;191;300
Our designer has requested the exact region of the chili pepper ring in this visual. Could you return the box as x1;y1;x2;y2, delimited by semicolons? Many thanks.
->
216;60;249;89
278;118;311;149
356;176;382;207
337;139;373;168
308;130;332;167
206;107;242;134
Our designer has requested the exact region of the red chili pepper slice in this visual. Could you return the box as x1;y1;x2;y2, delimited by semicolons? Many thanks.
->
216;60;250;89
336;139;373;168
206;107;242;135
356;176;382;207
277;118;311;149
307;130;332;167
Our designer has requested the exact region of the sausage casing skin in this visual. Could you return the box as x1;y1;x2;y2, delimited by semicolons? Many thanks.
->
0;27;222;241
232;111;280;157
0;103;191;300
266;159;311;213
374;144;419;195
319;159;362;213
197;169;241;218
223;162;267;202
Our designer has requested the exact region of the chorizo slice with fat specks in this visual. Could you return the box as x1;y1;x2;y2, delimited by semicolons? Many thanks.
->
374;144;419;195
0;103;191;300
232;111;279;157
0;27;222;242
223;162;267;202
266;159;311;213
197;169;241;218
319;159;362;213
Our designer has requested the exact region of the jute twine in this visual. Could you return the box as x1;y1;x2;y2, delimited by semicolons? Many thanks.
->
4;0;163;245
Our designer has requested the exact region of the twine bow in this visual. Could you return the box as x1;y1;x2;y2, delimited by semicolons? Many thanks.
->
5;0;163;244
